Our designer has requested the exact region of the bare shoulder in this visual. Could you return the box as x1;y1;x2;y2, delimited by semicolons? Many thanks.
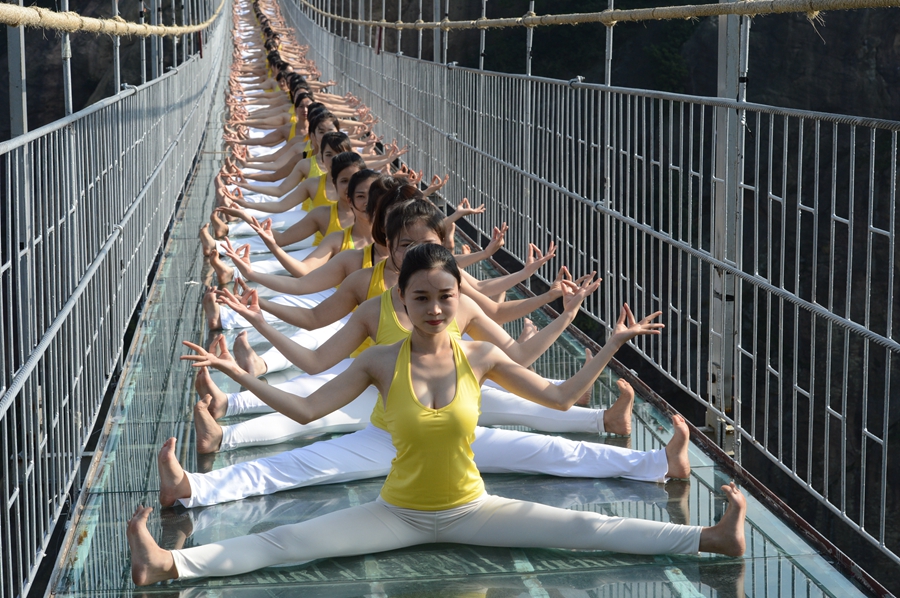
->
354;342;402;388
459;339;503;376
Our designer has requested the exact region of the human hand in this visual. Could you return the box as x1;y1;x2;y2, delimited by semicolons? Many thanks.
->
452;197;485;218
484;223;508;255
560;272;601;314
181;335;245;378
221;238;254;278
524;242;556;275
247;216;277;246
215;280;264;323
610;303;664;344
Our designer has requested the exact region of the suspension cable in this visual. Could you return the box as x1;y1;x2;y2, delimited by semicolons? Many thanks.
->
299;0;900;28
0;0;226;37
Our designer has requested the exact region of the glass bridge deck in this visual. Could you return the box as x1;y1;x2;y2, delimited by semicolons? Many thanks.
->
48;91;871;598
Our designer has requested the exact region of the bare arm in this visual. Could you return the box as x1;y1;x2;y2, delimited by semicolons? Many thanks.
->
216;287;377;374
482;304;664;410
462;275;595;368
259;277;366;330
181;335;378;424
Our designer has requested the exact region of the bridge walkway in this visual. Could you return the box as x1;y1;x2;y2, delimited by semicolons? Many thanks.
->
45;41;869;598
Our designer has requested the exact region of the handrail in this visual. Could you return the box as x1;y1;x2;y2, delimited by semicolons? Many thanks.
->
0;0;225;37
0;58;198;154
299;0;900;29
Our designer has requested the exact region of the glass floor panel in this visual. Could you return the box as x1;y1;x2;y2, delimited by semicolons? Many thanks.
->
48;75;872;598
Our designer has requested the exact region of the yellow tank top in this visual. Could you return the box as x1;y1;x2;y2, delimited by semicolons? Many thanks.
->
347;246;381;357
308;154;326;179
314;202;346;246
302;136;312;159
379;335;484;510
287;114;298;141
370;288;462;429
301;174;332;213
339;226;356;252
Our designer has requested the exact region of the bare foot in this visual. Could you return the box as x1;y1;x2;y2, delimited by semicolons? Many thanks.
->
517;318;537;343
698;482;746;556
210;251;235;286
233;330;267;377
199;223;218;257
194;395;224;454
203;286;222;330
602;378;634;434
195;366;229;419
158;437;192;507
665;414;691;479
210;209;229;239
127;506;179;585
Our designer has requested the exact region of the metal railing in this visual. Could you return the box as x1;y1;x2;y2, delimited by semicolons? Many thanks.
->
284;0;900;571
0;6;228;596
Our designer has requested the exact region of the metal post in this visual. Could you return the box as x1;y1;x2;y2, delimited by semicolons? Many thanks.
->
478;0;486;70
602;0;613;324
417;0;422;59
150;0;159;79
442;0;449;63
172;0;178;67
432;0;440;62
113;0;122;90
604;0;613;86
181;0;188;62
358;0;364;44
397;0;403;54
708;0;743;451
140;3;148;83
61;0;74;114
8;0;28;136
524;1;534;76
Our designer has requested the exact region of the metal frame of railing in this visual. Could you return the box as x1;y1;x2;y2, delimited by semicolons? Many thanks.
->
0;5;228;596
284;0;900;573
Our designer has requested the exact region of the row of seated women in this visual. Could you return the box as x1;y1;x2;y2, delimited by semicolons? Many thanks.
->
126;0;746;585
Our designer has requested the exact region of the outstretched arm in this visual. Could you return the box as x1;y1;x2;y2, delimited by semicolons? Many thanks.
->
215;286;374;374
464;273;600;368
483;304;664;410
181;335;374;424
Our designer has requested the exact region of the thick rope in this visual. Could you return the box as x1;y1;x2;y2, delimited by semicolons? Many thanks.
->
300;0;900;29
0;0;226;37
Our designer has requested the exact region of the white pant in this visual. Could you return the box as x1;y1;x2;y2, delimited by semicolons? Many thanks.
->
221;375;606;450
216;233;312;256
171;493;701;579
180;425;667;508
217;289;335;329
228;206;308;237
230;247;316;281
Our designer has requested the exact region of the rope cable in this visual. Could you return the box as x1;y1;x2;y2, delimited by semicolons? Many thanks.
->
0;0;226;37
298;0;900;29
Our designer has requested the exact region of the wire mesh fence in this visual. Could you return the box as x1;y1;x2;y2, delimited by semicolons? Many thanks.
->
283;0;900;568
0;8;228;597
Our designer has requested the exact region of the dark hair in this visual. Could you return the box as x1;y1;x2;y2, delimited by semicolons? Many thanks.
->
398;243;461;294
371;183;426;246
383;197;445;250
293;92;313;110
320;132;352;155
347;168;379;206
306;103;327;120
309;110;339;136
330;152;366;185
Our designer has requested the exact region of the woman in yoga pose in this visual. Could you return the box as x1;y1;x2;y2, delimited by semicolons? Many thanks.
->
128;244;746;584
